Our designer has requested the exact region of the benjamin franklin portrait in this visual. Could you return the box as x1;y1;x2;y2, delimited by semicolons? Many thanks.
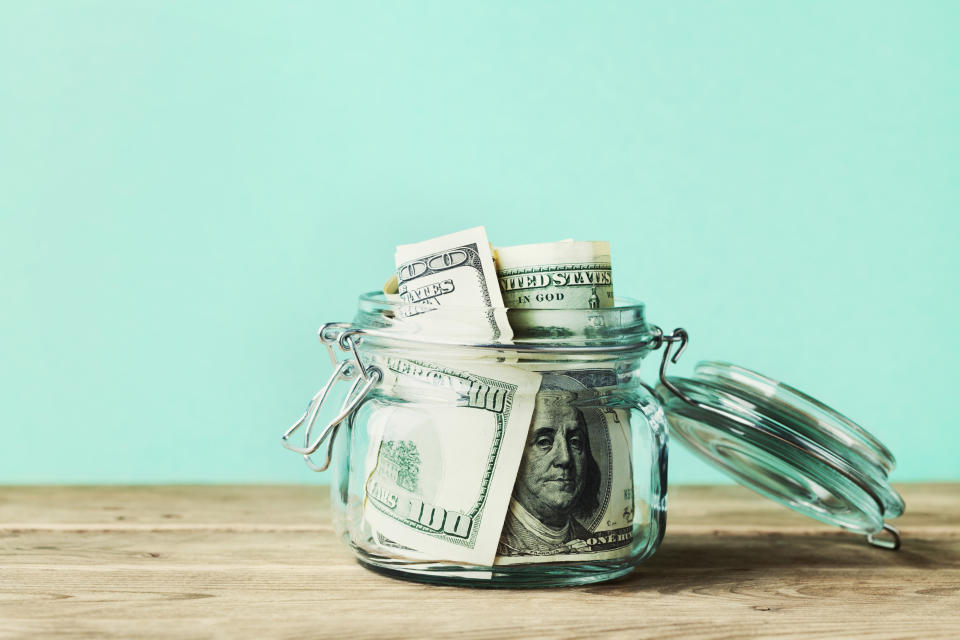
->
498;389;602;556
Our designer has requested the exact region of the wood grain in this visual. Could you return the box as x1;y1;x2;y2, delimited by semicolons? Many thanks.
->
1;484;957;639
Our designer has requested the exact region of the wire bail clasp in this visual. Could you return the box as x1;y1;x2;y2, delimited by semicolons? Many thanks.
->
654;327;696;406
281;324;382;472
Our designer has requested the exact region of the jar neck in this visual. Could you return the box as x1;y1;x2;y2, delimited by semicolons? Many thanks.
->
350;291;659;362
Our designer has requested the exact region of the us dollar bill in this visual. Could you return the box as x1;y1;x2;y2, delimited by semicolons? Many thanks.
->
395;226;511;343
495;368;634;565
363;357;541;565
495;240;613;310
353;404;445;562
491;241;633;563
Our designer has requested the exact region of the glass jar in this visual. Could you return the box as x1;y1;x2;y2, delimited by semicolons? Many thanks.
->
282;293;903;588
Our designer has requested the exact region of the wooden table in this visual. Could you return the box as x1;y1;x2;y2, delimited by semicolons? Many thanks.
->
1;484;957;639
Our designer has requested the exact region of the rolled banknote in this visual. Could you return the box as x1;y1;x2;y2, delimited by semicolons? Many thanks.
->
383;273;399;295
362;357;541;565
359;227;537;567
394;226;512;343
495;240;613;310
491;239;632;564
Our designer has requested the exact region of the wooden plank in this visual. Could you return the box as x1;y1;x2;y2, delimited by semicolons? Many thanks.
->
3;544;958;639
0;484;957;640
0;485;330;527
2;483;956;528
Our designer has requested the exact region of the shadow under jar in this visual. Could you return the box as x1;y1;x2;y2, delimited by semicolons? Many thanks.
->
282;293;903;588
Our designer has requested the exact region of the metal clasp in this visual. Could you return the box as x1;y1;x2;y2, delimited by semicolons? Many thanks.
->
281;324;382;472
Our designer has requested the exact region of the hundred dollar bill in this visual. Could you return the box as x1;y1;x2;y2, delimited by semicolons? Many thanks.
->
363;357;541;565
351;404;445;562
491;242;633;563
354;404;455;561
495;369;634;564
495;240;613;310
395;227;511;343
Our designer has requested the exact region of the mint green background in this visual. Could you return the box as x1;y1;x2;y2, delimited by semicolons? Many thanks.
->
2;2;957;485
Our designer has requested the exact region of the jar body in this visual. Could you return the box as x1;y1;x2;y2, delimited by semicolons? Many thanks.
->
328;349;668;587
293;293;905;584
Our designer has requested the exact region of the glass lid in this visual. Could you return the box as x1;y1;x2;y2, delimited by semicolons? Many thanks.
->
653;337;903;548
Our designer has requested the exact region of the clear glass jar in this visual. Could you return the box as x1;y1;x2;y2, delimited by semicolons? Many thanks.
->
283;293;903;588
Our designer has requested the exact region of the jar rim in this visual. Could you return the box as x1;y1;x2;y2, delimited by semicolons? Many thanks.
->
351;291;659;354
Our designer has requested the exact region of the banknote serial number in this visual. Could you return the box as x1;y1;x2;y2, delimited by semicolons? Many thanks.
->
368;480;473;539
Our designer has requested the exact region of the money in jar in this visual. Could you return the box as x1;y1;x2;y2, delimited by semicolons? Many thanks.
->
282;227;904;587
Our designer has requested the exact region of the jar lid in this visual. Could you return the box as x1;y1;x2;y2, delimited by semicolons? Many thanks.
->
654;340;904;548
